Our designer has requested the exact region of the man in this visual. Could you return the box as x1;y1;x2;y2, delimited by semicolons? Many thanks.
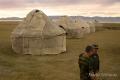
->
78;46;95;80
91;44;99;73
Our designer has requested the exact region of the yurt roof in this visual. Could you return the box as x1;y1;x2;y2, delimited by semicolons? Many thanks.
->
12;9;65;38
57;16;74;29
74;19;89;28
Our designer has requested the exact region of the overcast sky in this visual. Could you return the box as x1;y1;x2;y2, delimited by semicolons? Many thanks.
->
0;0;120;17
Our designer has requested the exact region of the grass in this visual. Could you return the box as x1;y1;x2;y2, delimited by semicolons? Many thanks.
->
0;21;120;80
102;23;120;30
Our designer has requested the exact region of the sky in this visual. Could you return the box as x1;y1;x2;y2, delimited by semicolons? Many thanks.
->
0;0;120;18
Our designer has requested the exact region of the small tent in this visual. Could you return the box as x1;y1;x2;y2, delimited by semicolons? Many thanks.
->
56;16;84;38
74;19;90;34
11;9;66;55
87;21;96;33
94;20;103;31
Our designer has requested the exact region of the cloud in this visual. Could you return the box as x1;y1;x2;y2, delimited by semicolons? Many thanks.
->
27;0;120;6
0;0;27;9
102;0;120;4
0;0;120;9
0;0;119;17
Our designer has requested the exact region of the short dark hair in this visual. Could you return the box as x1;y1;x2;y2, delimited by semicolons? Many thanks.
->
85;46;94;53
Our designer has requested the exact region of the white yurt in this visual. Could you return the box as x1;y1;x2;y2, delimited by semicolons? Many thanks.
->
74;19;90;34
11;9;66;55
87;21;96;33
94;20;103;31
56;16;84;38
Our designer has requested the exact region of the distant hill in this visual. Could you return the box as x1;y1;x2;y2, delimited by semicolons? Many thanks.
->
81;16;120;23
0;16;120;23
49;16;120;23
0;17;23;21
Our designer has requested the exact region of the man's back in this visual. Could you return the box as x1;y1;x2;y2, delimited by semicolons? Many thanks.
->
78;53;92;80
91;53;100;73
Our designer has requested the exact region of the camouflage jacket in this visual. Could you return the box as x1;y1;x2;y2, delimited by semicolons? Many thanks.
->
90;53;100;73
78;53;93;80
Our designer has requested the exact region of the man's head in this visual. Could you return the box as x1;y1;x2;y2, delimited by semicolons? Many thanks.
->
91;44;99;54
85;45;94;56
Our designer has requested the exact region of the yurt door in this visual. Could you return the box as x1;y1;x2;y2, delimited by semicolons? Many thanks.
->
23;38;30;54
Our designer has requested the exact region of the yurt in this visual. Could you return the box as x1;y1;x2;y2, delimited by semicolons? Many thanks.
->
74;19;90;34
94;20;103;31
11;9;66;55
87;21;96;33
56;16;84;38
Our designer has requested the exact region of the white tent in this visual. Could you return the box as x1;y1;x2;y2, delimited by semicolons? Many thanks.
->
94;20;103;31
11;9;66;55
74;19;90;34
87;21;96;33
56;16;84;38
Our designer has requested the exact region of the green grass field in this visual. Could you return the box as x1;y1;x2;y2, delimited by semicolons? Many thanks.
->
0;22;120;80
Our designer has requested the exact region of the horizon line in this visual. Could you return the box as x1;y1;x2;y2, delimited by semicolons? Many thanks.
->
0;16;120;18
